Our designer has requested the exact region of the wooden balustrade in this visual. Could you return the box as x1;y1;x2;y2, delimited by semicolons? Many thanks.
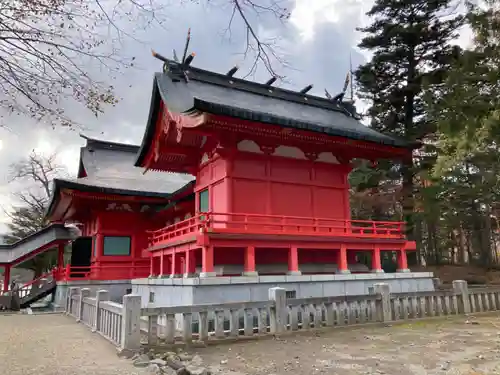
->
56;264;150;281
147;212;406;247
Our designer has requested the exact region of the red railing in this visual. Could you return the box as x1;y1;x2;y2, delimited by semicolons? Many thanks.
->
56;264;150;281
1;270;56;298
147;212;406;247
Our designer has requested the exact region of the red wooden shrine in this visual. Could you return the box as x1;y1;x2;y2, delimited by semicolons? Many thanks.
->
134;58;418;278
46;136;194;281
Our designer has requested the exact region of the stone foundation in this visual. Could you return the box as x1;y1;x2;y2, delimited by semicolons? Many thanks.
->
131;272;435;309
52;279;132;309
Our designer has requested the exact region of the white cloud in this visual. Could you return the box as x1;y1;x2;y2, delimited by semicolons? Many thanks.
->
290;0;371;42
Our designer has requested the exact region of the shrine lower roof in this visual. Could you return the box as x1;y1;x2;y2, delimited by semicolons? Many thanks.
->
136;62;417;166
46;136;195;218
77;135;194;191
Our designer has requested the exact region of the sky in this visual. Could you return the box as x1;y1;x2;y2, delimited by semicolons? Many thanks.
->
0;0;473;234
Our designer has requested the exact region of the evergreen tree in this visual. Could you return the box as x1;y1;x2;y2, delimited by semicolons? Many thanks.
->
426;3;500;266
354;0;463;250
428;3;500;172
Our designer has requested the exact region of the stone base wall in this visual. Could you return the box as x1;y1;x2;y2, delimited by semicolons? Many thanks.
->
131;272;435;309
53;279;132;309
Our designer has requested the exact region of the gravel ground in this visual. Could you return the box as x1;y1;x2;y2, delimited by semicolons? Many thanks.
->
0;313;146;375
199;315;500;375
4;313;500;375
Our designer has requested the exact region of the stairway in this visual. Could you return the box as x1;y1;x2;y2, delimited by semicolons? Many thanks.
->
0;272;57;310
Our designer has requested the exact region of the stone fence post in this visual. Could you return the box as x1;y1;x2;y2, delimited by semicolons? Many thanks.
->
66;287;79;315
77;288;90;323
374;283;391;322
93;290;109;333
120;294;141;351
269;287;287;333
452;280;470;314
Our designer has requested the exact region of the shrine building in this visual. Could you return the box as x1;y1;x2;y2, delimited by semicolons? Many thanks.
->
130;57;433;307
1;58;435;311
46;135;194;303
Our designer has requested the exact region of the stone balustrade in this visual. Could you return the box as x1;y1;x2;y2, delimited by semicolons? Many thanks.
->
64;279;500;351
66;287;140;351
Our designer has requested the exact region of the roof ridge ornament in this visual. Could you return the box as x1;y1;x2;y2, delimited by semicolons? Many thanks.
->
152;28;195;83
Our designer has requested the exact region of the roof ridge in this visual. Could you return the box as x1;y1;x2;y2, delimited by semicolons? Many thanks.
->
161;59;358;117
80;134;140;153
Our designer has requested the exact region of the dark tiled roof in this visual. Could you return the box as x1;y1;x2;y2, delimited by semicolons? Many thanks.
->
75;135;194;195
46;136;195;218
136;61;416;166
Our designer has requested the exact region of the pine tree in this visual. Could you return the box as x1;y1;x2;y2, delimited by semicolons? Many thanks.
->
429;3;500;172
425;3;500;266
354;0;463;248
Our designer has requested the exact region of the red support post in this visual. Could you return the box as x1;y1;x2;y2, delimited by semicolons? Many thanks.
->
95;234;104;258
397;248;409;272
170;253;177;277
372;247;383;273
337;245;350;274
180;256;186;276
151;255;162;277
57;243;65;271
159;254;166;276
150;256;155;277
287;247;301;275
185;250;196;277
201;246;215;277
243;246;258;276
65;264;71;280
3;265;11;293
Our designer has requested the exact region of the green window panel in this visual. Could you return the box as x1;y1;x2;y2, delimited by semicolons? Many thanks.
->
199;189;209;212
103;236;131;256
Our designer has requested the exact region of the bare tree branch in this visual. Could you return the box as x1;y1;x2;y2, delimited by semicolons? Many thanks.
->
3;151;68;276
0;0;289;128
228;0;290;78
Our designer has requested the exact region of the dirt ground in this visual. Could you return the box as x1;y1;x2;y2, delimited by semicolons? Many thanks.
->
3;313;500;375
0;313;146;375
415;264;500;285
198;315;500;375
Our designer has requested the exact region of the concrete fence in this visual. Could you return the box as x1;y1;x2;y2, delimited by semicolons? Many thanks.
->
64;280;499;351
65;287;140;351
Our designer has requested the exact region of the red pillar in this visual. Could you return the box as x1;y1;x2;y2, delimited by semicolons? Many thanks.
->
185;250;196;277
180;256;186;276
201;246;215;277
372;247;383;273
397;248;409;272
150;256;155;277
243;246;258;276
95;234;104;258
3;265;11;293
288;247;301;275
170;253;177;277
337;245;350;274
57;243;65;270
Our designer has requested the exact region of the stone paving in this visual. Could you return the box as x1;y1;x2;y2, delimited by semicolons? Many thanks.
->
3;313;500;375
0;313;146;375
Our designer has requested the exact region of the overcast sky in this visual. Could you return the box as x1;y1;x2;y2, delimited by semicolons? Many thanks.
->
0;0;472;234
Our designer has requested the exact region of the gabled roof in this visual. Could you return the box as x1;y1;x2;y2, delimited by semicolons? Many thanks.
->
46;135;195;219
73;134;194;195
136;60;417;166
